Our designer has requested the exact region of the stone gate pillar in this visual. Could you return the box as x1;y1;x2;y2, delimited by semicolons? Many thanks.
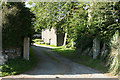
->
23;37;30;60
93;38;100;59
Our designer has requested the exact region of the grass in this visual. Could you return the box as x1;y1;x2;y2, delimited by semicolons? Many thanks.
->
32;39;57;47
1;47;38;77
43;50;61;63
52;47;108;73
32;39;43;43
35;42;57;47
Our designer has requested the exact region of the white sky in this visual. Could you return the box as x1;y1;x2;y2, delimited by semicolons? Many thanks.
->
25;2;35;8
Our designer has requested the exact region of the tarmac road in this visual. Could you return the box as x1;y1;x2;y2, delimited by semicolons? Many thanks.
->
2;44;118;79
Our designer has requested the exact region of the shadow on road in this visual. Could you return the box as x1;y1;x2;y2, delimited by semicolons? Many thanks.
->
2;44;117;78
22;44;103;76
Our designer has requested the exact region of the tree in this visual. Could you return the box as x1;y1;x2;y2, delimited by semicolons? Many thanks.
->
29;1;120;74
89;2;120;74
2;2;34;49
30;2;89;47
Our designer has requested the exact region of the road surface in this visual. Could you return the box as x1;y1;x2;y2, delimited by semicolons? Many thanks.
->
3;44;117;79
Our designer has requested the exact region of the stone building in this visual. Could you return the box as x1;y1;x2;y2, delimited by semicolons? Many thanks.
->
42;27;64;46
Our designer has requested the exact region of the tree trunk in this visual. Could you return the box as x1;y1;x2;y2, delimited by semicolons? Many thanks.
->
71;41;74;47
63;33;67;46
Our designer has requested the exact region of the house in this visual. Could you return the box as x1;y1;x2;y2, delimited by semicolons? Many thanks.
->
42;27;64;46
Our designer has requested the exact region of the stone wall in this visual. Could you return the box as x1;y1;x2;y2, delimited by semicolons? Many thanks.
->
0;53;8;65
0;48;21;65
0;37;30;65
3;48;21;59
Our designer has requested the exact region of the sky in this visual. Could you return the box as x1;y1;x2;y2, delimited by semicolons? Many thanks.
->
25;2;35;8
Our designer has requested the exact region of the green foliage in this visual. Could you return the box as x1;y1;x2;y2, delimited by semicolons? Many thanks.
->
89;2;120;75
30;2;120;75
29;2;120;47
33;39;43;43
107;31;120;75
90;2;119;42
45;42;50;45
75;2;120;53
30;2;60;31
52;46;75;54
34;42;57;47
1;47;38;77
2;2;34;48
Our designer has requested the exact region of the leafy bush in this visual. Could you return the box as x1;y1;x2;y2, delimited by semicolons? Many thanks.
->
45;42;50;45
107;31;120;75
2;2;34;48
75;27;94;54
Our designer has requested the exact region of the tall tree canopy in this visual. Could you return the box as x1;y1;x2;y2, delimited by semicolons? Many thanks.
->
2;2;34;48
29;2;120;47
30;2;89;46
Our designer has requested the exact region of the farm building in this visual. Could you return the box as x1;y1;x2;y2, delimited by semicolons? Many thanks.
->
42;27;64;46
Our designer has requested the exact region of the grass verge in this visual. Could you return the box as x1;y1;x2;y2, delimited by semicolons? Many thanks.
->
52;47;108;73
35;42;57;47
1;47;38;77
43;50;61;63
32;39;57;47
